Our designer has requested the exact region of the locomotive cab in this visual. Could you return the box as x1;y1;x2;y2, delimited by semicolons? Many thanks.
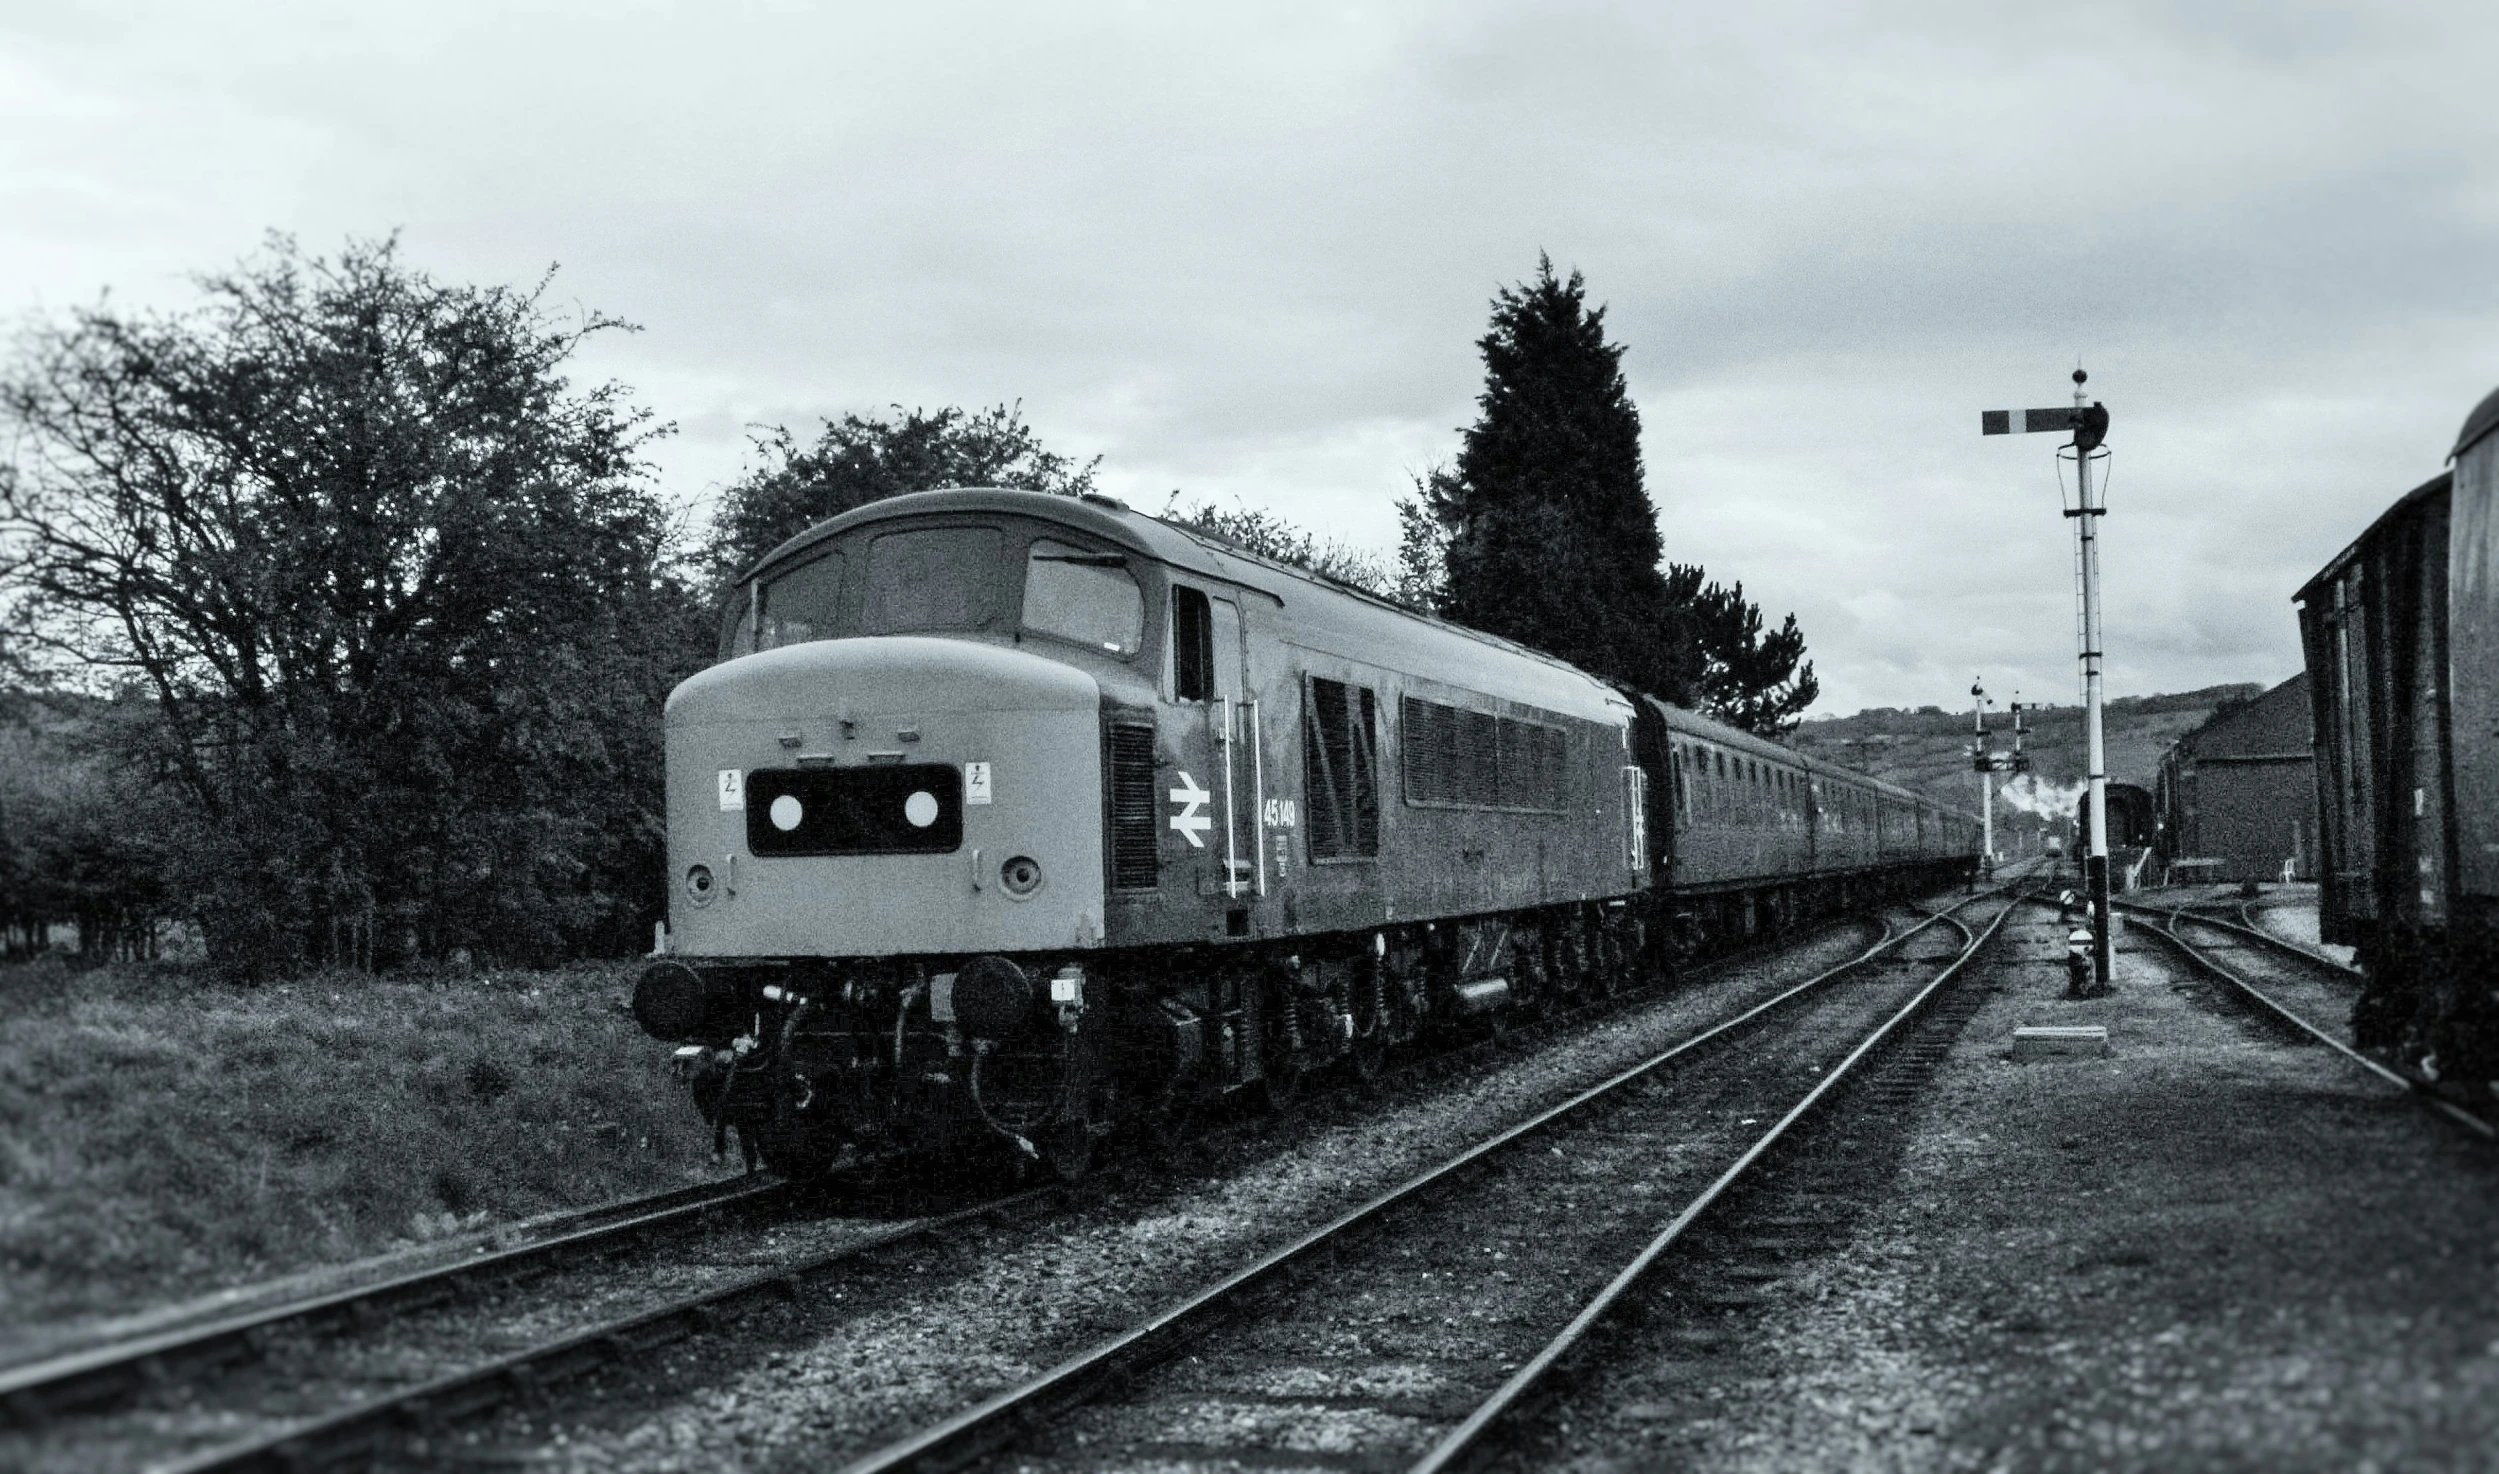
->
640;494;1161;1175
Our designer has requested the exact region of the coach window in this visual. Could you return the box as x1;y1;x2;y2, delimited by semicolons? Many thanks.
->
864;527;1003;633
1021;539;1144;655
757;550;844;651
1172;586;1214;700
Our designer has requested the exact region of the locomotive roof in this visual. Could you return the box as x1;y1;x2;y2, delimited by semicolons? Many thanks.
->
752;488;1963;817
752;487;1630;723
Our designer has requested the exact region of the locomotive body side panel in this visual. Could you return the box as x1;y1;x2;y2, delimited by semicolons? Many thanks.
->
1140;548;1640;945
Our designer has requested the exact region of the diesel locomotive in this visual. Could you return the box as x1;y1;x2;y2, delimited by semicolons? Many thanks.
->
2299;383;2499;1087
633;488;1981;1178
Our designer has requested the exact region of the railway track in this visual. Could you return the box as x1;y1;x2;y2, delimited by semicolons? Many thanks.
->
0;894;1960;1474
825;890;2018;1474
0;1172;792;1428
2122;901;2496;1143
20;1184;1056;1474
2169;898;2361;978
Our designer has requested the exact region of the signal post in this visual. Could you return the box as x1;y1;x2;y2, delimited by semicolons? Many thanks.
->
1968;681;2031;872
1983;371;2113;993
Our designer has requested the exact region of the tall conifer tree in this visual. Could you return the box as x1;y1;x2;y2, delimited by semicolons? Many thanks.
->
1431;256;1701;702
1409;256;1817;731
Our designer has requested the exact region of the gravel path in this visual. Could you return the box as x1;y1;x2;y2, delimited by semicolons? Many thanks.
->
1536;901;2499;1473
431;919;1891;1472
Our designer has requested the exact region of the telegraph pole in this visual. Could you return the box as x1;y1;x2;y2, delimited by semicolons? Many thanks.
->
1983;371;2113;991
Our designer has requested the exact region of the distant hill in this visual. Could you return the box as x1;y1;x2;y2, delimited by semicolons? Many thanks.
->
1788;683;2272;845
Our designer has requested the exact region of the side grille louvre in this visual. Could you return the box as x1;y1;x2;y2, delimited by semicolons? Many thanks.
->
1106;721;1160;890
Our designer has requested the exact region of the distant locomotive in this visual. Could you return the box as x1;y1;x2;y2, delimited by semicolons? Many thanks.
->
2077;782;2158;854
2299;384;2499;1086
633;489;1981;1178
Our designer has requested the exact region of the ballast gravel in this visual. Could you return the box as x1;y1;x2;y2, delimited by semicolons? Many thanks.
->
1535;898;2499;1473
450;919;1888;1471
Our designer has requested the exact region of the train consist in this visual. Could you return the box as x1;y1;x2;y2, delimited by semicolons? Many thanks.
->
2299;384;2499;1088
633;488;1981;1177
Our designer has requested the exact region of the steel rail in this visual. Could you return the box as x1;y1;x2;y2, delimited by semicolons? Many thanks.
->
2130;897;2362;979
1409;893;2015;1474
156;1187;1054;1474
2133;909;2496;1143
0;1173;790;1424
829;890;2004;1474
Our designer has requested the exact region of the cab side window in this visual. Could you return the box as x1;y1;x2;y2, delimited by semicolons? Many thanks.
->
1172;586;1214;701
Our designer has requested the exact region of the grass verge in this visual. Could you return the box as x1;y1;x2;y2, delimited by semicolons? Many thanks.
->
0;954;726;1337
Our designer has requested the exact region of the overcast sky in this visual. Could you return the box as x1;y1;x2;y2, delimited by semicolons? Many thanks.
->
8;0;2496;716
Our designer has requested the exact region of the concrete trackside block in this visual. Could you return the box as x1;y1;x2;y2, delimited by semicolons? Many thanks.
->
2013;1025;2111;1059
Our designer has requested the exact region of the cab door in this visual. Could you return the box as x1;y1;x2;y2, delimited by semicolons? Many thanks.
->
1170;585;1258;928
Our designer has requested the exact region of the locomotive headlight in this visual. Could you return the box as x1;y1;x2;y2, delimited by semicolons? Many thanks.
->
685;863;718;906
770;794;804;831
1000;855;1044;897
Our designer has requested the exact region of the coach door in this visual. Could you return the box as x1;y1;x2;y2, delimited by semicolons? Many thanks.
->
1170;585;1261;927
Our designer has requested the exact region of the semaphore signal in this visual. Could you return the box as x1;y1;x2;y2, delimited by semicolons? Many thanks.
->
1983;369;2115;995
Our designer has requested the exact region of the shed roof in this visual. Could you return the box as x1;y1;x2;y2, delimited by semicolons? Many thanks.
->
2176;673;2311;763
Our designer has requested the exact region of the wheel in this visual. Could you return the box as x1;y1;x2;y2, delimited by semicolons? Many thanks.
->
1041;1118;1094;1183
1256;1055;1305;1113
1137;1082;1201;1160
1347;1029;1388;1097
748;1115;841;1183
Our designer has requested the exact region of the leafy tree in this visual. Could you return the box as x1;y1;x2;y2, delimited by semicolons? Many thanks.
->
1394;467;1457;612
1159;494;1400;599
1402;256;1816;733
1689;574;1819;736
708;404;1099;581
0;234;704;977
0;692;165;960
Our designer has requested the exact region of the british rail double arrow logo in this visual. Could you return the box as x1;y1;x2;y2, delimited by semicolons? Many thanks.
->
1169;772;1212;847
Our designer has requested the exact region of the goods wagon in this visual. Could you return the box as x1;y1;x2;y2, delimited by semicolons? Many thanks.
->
2298;384;2499;1082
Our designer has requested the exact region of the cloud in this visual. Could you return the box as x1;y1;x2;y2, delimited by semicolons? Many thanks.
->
5;0;2497;714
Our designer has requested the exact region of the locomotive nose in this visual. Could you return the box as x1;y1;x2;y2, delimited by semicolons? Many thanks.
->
660;636;1107;960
